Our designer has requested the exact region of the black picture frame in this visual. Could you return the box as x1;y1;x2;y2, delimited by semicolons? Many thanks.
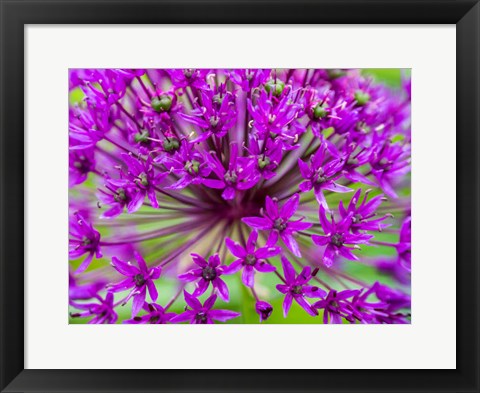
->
1;1;479;392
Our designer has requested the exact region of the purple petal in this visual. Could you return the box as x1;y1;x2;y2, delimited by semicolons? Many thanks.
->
265;196;278;219
242;217;272;230
209;309;240;322
280;233;302;257
255;245;281;259
75;253;94;274
191;253;208;267
147;279;158;302
132;288;146;317
222;187;236;200
255;262;276;273
223;259;243;274
280;255;296;283
127;190;145;213
134;251;148;273
241;266;255;287
213;278;230;301
283;293;293;317
225;238;246;258
170;310;195;324
312;234;329;246
184;290;202;310
193;278;210;297
203;293;217;310
280;193;299;220
202;178;226;189
246;230;258;253
111;256;139;277
295;296;318;316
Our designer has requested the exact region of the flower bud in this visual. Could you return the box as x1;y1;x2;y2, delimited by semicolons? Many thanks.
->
255;301;273;322
354;90;370;106
151;95;172;112
265;80;285;97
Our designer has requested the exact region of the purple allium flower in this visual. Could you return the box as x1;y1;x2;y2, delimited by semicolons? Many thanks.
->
69;147;95;187
108;251;162;317
242;194;312;257
338;189;391;233
312;205;373;267
227;69;271;92
204;142;259;200
248;89;301;144
69;212;102;273
70;292;118;324
167;69;210;90
225;230;280;287
298;143;352;207
312;289;360;324
179;83;237;141
120;153;167;208
163;139;221;190
178;253;232;301
69;274;106;301
124;302;176;324
349;282;411;324
98;178;143;218
246;137;282;180
255;301;273;322
276;256;326;317
369;136;411;198
170;291;240;324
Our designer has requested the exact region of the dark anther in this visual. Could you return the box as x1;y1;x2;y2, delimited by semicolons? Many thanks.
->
224;171;238;183
352;213;363;224
292;285;303;295
195;312;208;324
183;69;194;78
245;254;257;266
209;116;219;128
149;316;160;324
134;274;146;287
202;266;217;281
273;218;287;232
331;233;345;247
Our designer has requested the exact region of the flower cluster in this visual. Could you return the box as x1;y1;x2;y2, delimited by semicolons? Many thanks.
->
69;68;411;324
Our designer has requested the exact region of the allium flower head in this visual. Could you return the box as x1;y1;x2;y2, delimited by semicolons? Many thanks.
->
69;68;411;324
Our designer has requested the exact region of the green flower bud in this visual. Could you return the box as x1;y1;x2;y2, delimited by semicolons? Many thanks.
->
258;156;271;169
138;172;149;187
163;138;180;152
151;95;172;112
354;90;370;106
327;69;346;79
265;80;285;97
313;104;328;119
134;131;149;143
185;160;200;175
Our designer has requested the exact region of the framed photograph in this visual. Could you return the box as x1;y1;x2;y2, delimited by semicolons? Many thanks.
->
1;0;479;392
